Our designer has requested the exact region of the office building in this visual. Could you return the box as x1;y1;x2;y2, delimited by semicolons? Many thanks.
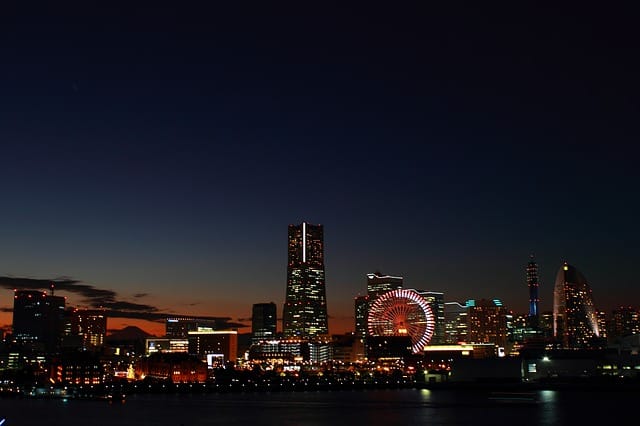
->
367;271;403;300
609;306;639;340
416;290;445;345
12;289;65;353
553;262;600;349
71;309;107;350
166;317;219;338
188;329;238;364
252;302;277;343
355;272;404;341
444;301;468;344
527;254;540;329
283;222;328;338
466;299;508;351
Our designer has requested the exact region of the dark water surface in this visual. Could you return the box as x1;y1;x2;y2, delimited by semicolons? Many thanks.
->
0;388;636;425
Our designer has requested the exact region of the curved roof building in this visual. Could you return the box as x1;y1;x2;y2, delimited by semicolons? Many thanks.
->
553;262;600;348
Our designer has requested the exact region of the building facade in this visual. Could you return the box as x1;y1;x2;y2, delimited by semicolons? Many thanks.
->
553;262;601;349
252;302;277;343
12;289;65;353
71;309;107;350
283;222;328;338
416;290;445;345
466;299;508;351
527;254;540;329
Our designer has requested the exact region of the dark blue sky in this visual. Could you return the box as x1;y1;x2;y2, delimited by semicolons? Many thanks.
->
1;3;638;333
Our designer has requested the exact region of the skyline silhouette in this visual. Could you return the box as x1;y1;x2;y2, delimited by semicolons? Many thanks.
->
1;3;638;335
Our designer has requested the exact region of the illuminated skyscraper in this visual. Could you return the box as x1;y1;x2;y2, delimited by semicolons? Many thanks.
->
444;301;468;344
283;222;328;338
416;290;445;345
354;272;404;341
367;271;403;299
252;302;277;343
12;289;65;353
466;299;508;350
72;309;107;350
354;295;368;338
526;254;540;329
553;262;600;348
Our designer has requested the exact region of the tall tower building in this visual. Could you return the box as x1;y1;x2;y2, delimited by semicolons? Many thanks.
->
526;254;540;329
12;289;65;353
354;295;369;338
283;222;328;338
252;302;277;343
553;262;600;349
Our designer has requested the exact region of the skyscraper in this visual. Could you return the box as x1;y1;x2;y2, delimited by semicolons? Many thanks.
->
526;254;540;329
252;302;277;343
12;289;65;353
466;299;508;350
367;271;403;300
283;222;328;338
553;262;600;349
416;290;445;345
72;308;108;350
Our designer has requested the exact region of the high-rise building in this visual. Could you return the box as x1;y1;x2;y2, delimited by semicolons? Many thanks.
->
416;290;445;345
466;299;508;350
553;262;600;349
444;301;468;344
12;289;65;353
609;306;639;340
252;302;277;343
367;272;403;300
283;222;328;338
354;295;369;338
71;309;107;350
526;254;540;329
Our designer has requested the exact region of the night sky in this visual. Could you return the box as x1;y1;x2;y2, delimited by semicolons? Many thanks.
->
1;3;638;336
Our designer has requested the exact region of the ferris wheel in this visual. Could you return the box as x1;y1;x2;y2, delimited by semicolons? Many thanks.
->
367;288;435;353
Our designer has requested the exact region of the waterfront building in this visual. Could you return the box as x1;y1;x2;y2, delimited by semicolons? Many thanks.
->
609;306;639;340
71;308;107;350
416;290;445;345
466;299;508;352
283;222;328;338
553;262;601;349
135;353;207;383
527;254;541;329
251;302;277;344
443;301;468;344
12;289;65;353
354;295;368;338
166;317;219;338
188;329;238;364
49;351;105;385
145;338;190;355
367;271;403;300
355;271;404;357
248;337;332;364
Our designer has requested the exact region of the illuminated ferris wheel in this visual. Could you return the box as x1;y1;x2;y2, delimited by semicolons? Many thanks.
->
367;289;435;353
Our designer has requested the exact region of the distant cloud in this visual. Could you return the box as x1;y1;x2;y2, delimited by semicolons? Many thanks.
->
0;275;248;328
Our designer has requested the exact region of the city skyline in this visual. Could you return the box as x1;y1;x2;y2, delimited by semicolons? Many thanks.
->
1;3;639;336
